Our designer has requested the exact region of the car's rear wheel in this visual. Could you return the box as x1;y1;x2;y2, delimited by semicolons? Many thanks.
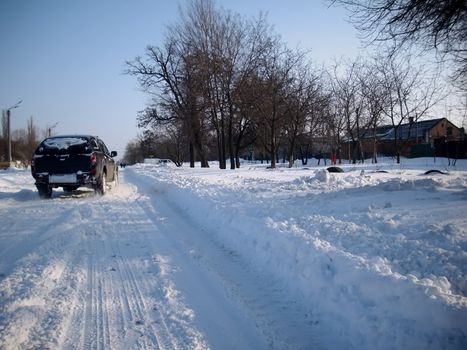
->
112;168;118;188
37;184;52;198
94;173;106;195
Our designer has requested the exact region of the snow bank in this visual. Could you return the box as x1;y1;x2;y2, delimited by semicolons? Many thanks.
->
127;158;467;349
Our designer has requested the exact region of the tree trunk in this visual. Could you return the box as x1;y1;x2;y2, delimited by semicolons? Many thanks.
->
194;137;209;168
270;117;276;169
287;138;296;168
217;133;225;169
189;142;195;168
394;136;400;164
358;140;365;163
220;111;226;169
299;144;309;165
228;118;235;170
190;110;209;168
234;137;242;169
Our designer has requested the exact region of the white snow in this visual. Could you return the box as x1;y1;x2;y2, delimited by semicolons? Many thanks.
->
41;137;88;150
0;157;466;349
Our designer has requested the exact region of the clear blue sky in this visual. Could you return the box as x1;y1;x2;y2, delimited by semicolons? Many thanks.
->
0;0;359;157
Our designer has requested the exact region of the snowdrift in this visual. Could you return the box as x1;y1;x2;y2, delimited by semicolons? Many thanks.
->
127;158;467;349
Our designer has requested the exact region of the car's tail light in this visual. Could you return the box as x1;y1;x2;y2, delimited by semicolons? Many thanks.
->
90;153;97;174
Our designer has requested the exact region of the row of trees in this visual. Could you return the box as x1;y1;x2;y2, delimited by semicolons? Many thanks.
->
0;113;42;166
124;0;449;168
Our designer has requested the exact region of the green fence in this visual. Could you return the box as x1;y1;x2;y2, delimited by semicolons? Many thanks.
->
410;144;434;158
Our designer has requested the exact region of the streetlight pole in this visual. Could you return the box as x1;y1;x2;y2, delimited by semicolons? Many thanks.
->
48;122;59;137
5;100;22;166
7;109;11;164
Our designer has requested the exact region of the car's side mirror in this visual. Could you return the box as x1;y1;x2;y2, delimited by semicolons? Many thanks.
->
111;151;117;157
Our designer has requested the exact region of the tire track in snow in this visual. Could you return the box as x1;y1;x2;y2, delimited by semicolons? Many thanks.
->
1;171;209;349
65;208;112;350
127;168;323;349
55;204;101;350
113;247;165;349
78;188;186;350
130;176;271;349
110;221;188;350
111;172;209;349
83;251;95;349
82;240;111;350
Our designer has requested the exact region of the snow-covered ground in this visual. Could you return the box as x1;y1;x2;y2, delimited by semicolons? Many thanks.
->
0;157;466;349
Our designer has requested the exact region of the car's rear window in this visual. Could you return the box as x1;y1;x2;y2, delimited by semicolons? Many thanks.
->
36;137;91;155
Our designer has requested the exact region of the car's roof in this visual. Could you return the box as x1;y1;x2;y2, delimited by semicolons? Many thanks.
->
47;135;95;138
44;135;98;140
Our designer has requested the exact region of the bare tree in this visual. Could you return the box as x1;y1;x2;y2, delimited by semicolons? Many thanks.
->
127;0;344;168
325;89;346;164
356;60;387;163
330;59;367;163
329;0;467;86
127;0;276;169
282;66;323;168
180;1;275;169
377;55;441;163
126;20;210;167
7;116;40;165
26;116;39;156
251;44;305;169
193;1;248;169
123;139;144;165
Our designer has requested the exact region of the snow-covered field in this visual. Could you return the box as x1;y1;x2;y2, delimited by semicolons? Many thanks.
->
0;157;466;349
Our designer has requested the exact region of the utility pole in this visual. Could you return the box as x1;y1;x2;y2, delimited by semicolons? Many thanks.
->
5;100;22;166
48;122;59;137
7;109;11;165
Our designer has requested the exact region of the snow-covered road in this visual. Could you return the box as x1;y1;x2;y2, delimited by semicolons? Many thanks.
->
0;169;322;349
1;159;466;349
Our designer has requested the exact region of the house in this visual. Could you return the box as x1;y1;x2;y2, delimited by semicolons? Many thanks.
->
345;118;466;159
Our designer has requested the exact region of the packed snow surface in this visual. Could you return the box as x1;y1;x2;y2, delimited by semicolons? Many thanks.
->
41;136;88;150
0;158;466;349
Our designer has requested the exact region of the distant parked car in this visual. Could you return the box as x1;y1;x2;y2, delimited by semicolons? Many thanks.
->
144;158;176;166
31;135;118;198
156;159;175;166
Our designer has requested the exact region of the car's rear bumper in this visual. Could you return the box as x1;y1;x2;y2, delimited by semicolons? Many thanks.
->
33;172;97;187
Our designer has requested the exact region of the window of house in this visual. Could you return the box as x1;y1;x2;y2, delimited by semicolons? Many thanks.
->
447;127;453;136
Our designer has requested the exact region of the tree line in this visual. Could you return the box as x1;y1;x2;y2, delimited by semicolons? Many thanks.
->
0;113;42;166
124;0;457;168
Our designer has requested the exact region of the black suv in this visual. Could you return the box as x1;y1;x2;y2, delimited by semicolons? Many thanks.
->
31;135;118;198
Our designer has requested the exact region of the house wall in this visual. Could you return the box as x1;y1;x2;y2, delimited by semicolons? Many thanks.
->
429;119;463;141
340;140;387;160
340;118;466;160
427;119;466;158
